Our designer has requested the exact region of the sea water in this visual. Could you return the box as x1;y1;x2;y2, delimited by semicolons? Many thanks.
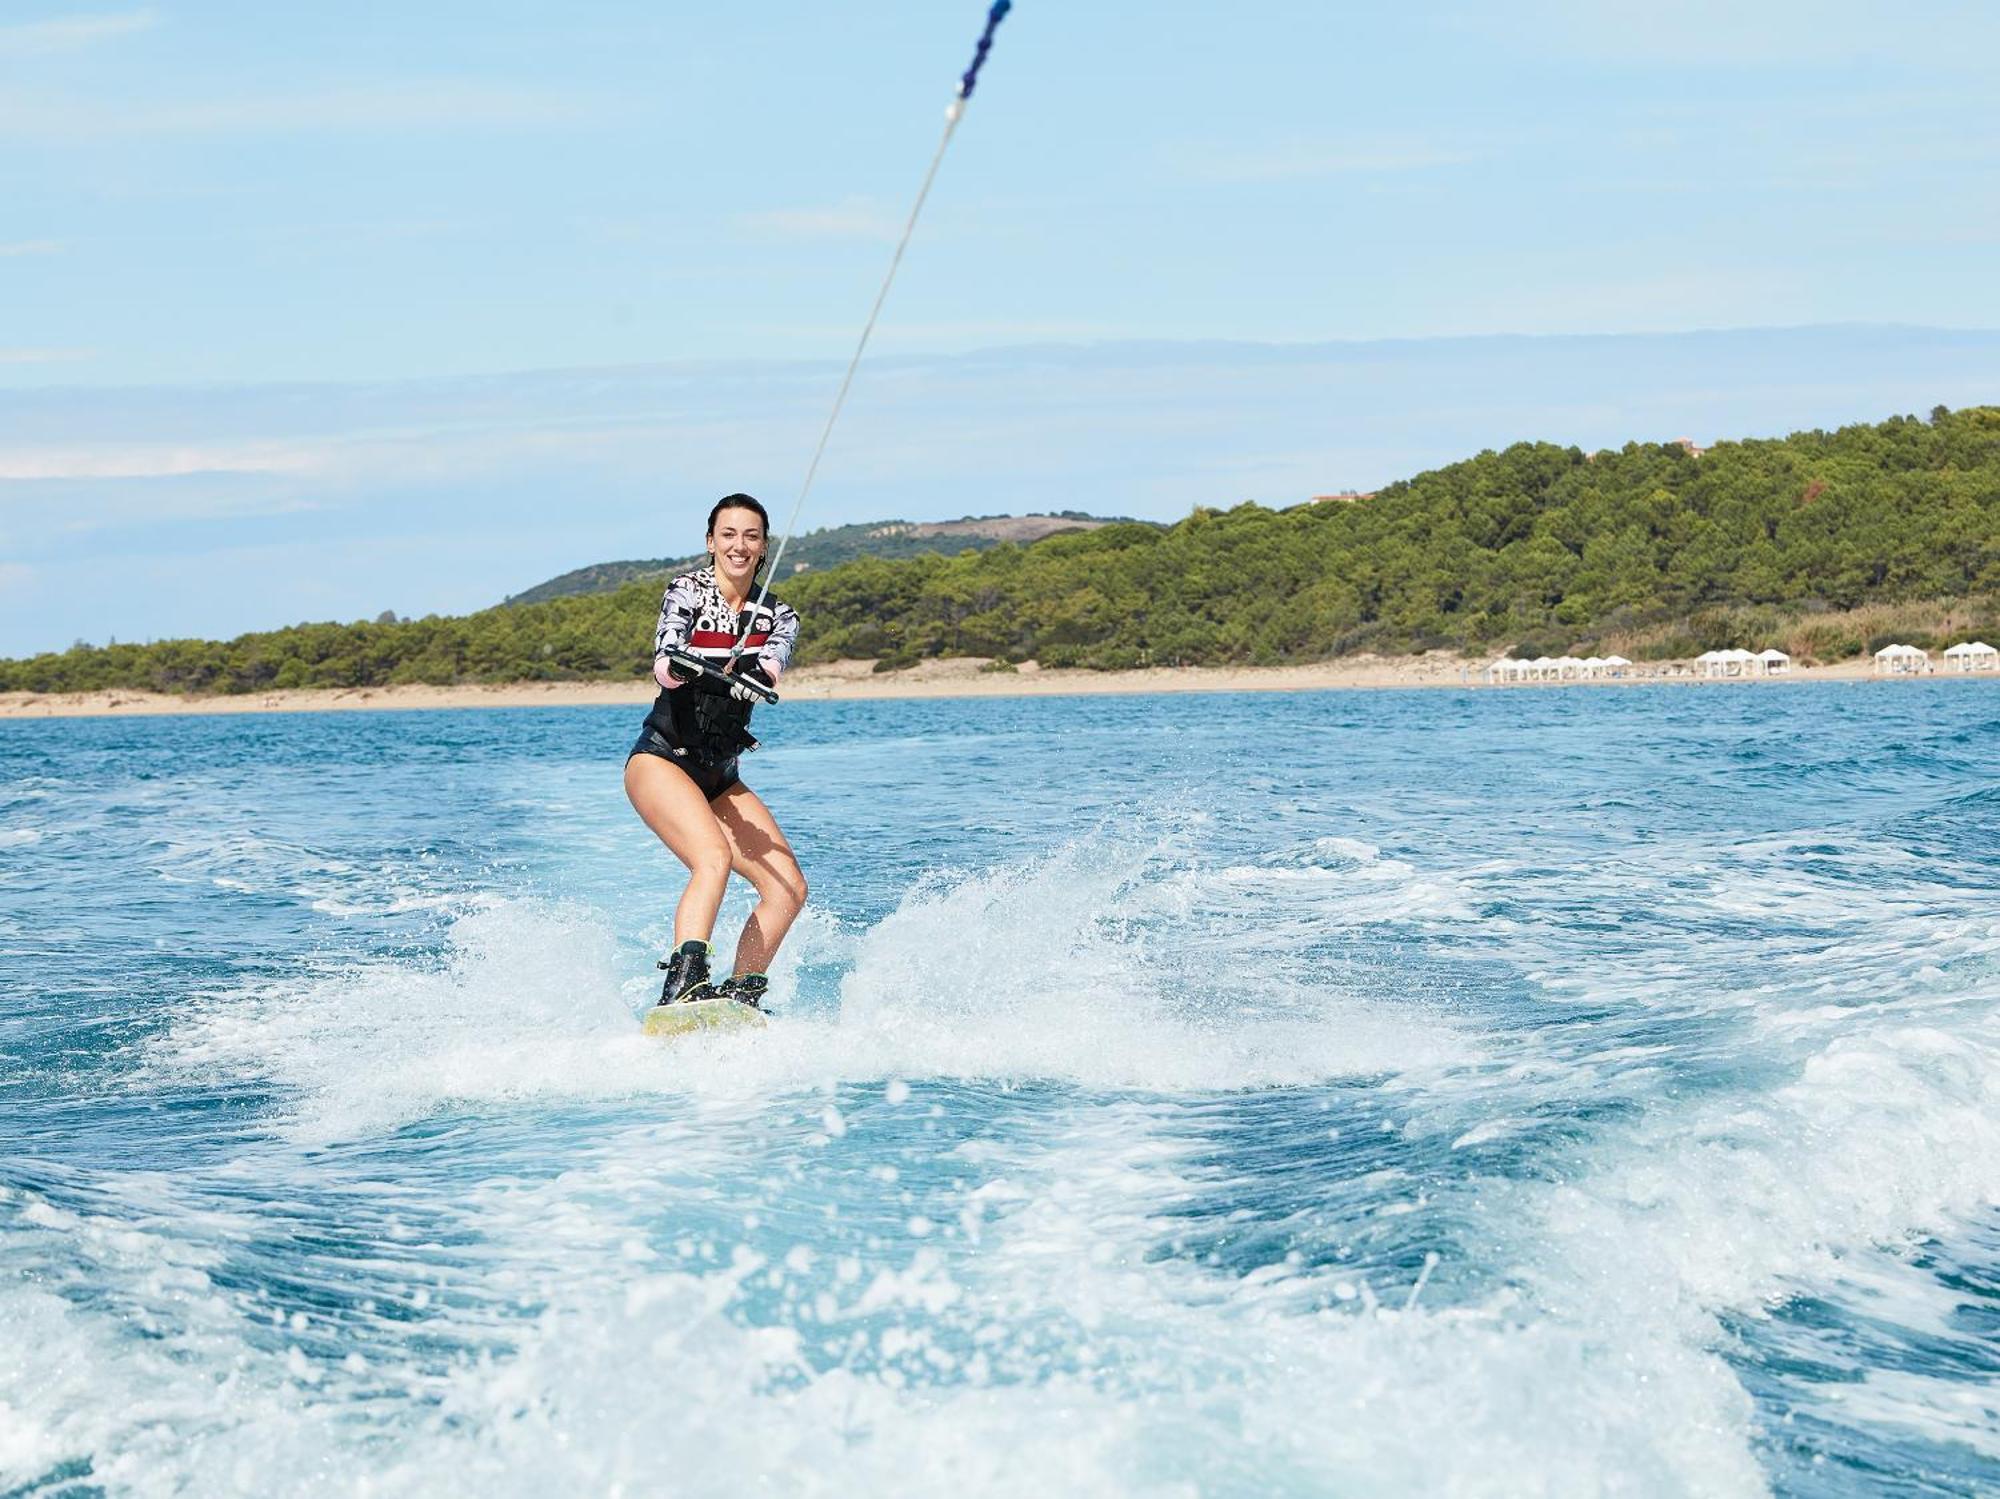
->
2;684;1996;1497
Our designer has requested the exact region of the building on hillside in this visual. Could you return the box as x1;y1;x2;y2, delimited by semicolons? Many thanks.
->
1312;491;1378;505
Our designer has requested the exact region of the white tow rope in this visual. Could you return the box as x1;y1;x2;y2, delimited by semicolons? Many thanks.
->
734;1;1013;655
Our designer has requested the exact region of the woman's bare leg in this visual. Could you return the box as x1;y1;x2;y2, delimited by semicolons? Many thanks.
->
710;783;809;976
623;755;732;944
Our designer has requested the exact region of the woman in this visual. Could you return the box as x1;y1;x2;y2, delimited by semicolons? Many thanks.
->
625;494;807;1010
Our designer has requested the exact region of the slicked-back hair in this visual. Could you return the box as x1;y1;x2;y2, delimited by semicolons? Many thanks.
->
708;493;770;538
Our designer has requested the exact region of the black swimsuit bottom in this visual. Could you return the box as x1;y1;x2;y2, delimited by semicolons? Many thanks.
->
627;729;741;802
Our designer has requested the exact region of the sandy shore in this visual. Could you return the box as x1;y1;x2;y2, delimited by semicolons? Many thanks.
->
0;654;1972;720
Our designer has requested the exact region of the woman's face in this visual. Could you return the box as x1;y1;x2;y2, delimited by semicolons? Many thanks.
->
709;508;767;585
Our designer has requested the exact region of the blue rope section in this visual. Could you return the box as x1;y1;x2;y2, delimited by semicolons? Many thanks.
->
959;0;1012;99
737;1;1014;652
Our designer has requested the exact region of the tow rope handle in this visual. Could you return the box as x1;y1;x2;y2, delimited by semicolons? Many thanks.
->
662;648;780;704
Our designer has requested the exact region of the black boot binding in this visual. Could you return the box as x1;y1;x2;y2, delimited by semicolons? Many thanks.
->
713;973;768;1010
655;940;715;1005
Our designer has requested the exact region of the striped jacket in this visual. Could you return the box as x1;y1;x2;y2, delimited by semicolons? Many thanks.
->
650;567;799;689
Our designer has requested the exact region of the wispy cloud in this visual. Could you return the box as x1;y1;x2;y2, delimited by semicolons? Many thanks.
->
738;197;899;242
1178;134;1490;183
1461;1;2000;68
0;348;92;366
0;562;33;597
0;239;63;257
0;82;593;142
0;9;154;59
739;317;1135;348
0;441;317;481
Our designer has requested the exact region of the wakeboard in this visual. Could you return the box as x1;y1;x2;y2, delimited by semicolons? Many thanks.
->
642;995;768;1039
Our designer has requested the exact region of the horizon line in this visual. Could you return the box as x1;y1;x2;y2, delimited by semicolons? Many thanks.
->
4;320;1998;399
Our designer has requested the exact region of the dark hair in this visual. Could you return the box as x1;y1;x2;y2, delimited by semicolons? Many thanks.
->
707;493;770;536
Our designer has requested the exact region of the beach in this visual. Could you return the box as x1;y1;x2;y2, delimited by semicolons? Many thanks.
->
0;653;1936;719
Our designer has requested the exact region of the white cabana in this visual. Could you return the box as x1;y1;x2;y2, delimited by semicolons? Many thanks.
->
1602;654;1631;677
1554;655;1584;680
1943;641;1999;673
1874;643;1929;675
1580;655;1606;679
1486;657;1521;684
1528;655;1555;681
1756;648;1792;675
1699;648;1762;678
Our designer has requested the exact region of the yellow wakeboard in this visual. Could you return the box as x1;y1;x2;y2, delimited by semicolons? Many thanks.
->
642;995;769;1039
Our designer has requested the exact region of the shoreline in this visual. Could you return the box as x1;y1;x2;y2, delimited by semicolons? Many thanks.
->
2;654;1984;720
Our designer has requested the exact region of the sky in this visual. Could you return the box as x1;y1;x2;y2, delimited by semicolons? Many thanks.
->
3;1;1998;655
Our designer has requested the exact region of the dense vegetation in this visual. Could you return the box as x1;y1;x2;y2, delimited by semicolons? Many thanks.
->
501;511;1131;605
6;408;1996;695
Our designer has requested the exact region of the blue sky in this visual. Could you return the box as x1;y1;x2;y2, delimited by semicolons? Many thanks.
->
3;2;1998;654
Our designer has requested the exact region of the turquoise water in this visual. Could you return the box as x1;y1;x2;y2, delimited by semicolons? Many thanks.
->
3;684;1997;1496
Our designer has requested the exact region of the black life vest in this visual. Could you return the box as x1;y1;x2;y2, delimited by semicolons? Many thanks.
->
642;575;786;768
645;678;758;769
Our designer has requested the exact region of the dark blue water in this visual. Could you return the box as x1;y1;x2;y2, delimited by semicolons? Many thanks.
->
3;684;1997;1496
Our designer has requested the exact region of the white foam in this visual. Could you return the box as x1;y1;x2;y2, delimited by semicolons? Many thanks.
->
0;1099;1773;1498
25;785;2000;1495
147;840;1477;1144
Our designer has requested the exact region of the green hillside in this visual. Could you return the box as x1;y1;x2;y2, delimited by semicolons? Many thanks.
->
5;407;1997;695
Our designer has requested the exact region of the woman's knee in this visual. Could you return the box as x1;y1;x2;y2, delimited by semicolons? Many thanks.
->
687;841;733;886
777;865;808;912
756;862;807;912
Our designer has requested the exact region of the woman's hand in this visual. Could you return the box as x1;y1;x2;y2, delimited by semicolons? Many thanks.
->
726;658;774;703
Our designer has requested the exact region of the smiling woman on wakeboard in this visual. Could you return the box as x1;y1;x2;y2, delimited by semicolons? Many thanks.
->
625;494;806;1014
